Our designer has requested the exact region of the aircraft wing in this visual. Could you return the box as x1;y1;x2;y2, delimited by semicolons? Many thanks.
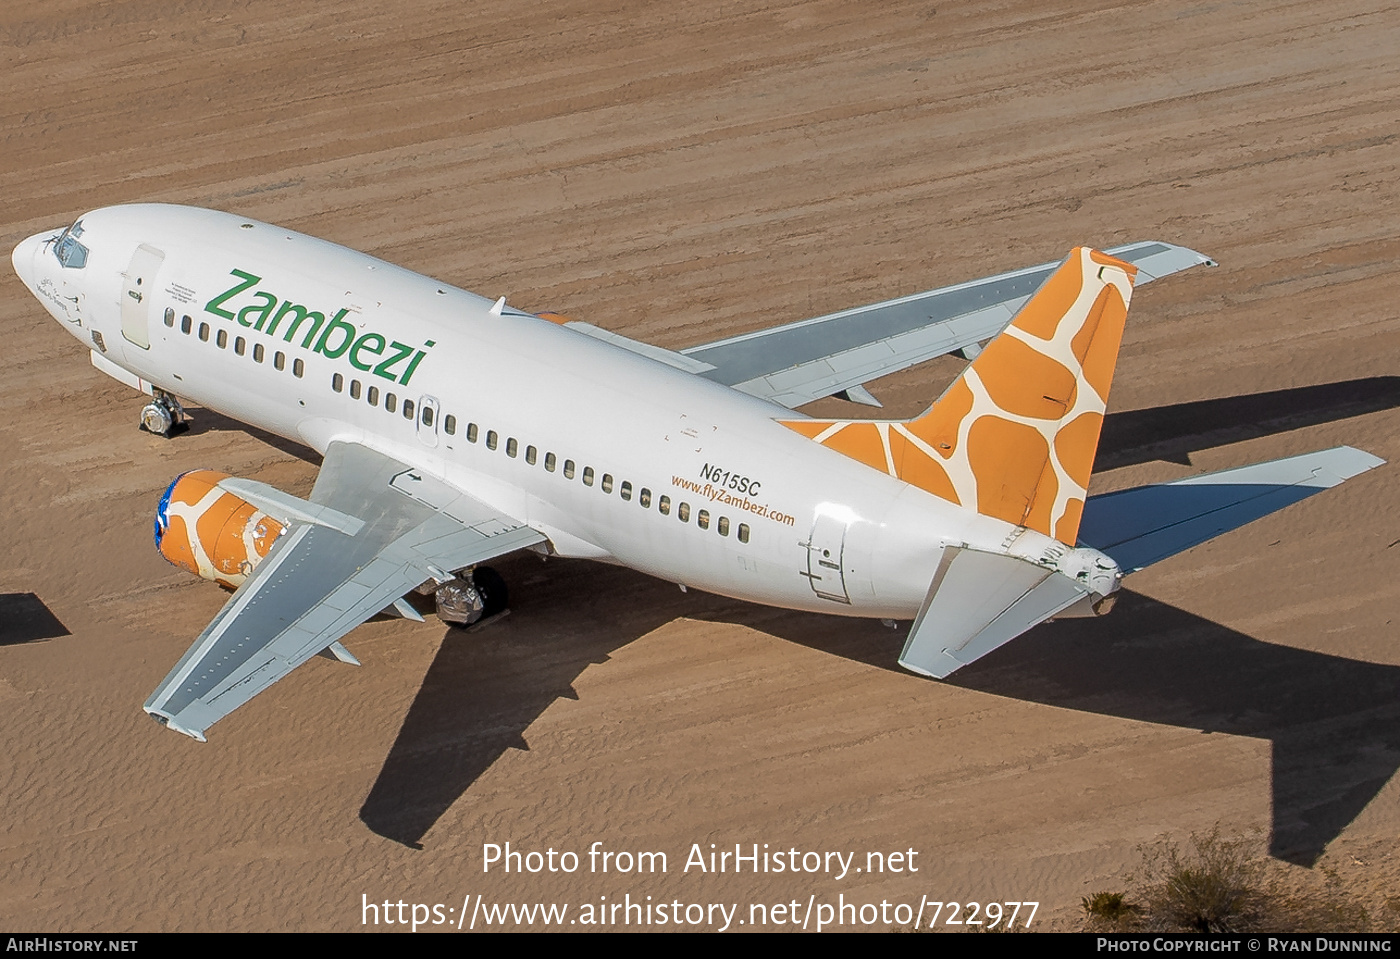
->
143;442;545;741
676;241;1214;409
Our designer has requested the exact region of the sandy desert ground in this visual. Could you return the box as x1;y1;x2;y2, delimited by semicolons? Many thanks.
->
2;0;1398;932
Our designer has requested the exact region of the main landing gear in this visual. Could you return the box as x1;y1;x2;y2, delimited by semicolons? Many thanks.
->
140;390;188;437
434;566;509;628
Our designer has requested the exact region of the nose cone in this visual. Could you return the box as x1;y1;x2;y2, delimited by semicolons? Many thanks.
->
11;233;43;291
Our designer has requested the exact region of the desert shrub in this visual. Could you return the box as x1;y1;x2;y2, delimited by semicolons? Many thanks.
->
1137;827;1266;932
1082;890;1140;931
1097;828;1371;933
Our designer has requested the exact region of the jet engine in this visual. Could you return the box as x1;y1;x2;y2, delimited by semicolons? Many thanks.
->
154;470;285;589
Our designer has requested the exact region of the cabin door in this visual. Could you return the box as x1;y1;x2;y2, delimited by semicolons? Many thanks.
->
120;244;164;350
804;512;851;604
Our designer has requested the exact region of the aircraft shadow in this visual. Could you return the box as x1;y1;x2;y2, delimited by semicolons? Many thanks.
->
183;406;322;465
0;592;70;645
947;592;1400;866
364;574;1399;865
757;591;1399;867
1096;376;1400;470
359;555;698;848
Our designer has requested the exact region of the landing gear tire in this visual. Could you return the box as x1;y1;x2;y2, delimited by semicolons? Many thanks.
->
139;391;187;438
435;566;508;628
472;566;508;619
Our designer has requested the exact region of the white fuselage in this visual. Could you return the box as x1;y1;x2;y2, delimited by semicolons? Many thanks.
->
13;204;1059;620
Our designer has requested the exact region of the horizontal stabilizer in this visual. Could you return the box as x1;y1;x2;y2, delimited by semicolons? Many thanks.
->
899;546;1090;678
1078;446;1384;572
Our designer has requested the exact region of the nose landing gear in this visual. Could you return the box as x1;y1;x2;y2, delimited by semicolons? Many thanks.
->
140;390;188;438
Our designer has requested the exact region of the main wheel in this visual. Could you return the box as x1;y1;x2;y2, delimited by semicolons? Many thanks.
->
472;566;508;619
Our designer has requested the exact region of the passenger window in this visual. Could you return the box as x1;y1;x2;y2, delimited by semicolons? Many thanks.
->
234;336;246;356
198;322;210;342
422;406;433;427
506;438;517;457
164;308;175;328
545;452;556;472
216;329;228;349
718;516;730;536
738;523;750;543
526;445;537;465
639;488;652;508
293;358;304;378
658;495;671;516
368;386;380;406
253;343;265;363
274;351;285;371
350;379;362;400
386;393;397;413
403;399;414;420
486;430;497;450
601;473;613;494
697;509;710;530
564;459;576;479
620;481;632;501
332;373;344;392
582;467;594;486
678;502;691;523
467;423;478;443
180;315;192;334
444;414;456;435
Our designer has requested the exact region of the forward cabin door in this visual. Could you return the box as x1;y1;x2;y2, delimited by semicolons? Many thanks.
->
120;244;164;350
804;513;851;603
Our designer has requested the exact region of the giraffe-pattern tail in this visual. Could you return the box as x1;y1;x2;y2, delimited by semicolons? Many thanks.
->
781;248;1137;546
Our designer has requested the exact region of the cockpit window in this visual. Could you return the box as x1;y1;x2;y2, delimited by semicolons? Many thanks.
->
52;220;89;269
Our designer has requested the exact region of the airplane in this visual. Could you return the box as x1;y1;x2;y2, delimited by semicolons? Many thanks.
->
10;204;1383;742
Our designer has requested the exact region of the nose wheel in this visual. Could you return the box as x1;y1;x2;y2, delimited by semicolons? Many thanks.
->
140;391;188;437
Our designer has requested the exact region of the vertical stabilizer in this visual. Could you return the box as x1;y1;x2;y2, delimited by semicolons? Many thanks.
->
782;248;1136;545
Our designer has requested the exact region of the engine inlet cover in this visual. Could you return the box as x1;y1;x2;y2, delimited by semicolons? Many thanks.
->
154;470;285;589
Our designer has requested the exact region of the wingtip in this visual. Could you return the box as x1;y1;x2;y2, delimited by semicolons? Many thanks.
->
1113;241;1217;283
146;708;208;743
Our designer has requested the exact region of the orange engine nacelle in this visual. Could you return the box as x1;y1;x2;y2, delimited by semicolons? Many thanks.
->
154;470;285;589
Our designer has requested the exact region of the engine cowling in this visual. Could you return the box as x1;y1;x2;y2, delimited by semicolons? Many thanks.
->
154;470;285;589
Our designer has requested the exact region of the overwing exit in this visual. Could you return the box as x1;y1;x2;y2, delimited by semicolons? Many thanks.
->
9;205;1382;741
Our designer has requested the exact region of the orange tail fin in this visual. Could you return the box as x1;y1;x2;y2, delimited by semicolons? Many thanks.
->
782;248;1137;545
